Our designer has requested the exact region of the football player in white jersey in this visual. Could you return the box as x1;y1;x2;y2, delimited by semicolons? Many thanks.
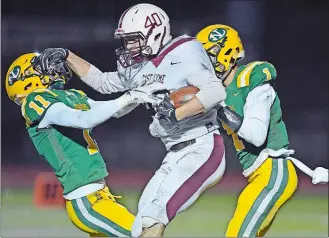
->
38;3;231;237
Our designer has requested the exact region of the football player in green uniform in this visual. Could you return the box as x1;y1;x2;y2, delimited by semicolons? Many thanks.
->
5;53;161;237
196;24;328;237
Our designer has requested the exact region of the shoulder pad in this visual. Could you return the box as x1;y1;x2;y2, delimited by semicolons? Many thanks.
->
170;38;214;70
166;37;199;58
236;61;277;89
21;89;60;127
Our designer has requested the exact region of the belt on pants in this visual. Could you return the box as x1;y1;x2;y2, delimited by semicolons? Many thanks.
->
170;139;196;152
169;123;217;152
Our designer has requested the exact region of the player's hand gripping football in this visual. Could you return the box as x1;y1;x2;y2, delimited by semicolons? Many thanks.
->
155;95;178;123
39;47;69;73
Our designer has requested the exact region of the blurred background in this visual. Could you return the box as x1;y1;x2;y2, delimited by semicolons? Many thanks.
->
1;0;328;237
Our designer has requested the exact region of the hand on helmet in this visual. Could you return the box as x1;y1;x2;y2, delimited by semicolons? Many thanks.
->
39;48;69;74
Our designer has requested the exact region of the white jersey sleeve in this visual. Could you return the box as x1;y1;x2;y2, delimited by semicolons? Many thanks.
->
80;64;128;94
38;99;122;129
237;84;276;147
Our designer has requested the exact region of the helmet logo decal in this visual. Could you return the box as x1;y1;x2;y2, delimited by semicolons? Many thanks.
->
144;13;162;28
8;66;21;86
208;28;227;42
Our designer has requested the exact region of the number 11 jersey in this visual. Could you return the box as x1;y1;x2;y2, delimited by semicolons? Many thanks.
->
21;88;108;194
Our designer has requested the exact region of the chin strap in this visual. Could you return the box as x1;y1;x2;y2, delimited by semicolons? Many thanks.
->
218;63;236;84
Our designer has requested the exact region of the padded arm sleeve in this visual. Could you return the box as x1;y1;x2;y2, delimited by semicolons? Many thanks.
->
237;84;276;147
38;100;122;129
187;65;226;110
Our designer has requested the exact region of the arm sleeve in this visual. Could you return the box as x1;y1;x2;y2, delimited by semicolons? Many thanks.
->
87;97;139;118
237;84;276;147
87;98;106;108
80;64;128;94
38;100;123;129
187;65;226;110
112;103;139;118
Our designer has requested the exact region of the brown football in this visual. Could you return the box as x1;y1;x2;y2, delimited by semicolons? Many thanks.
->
169;85;200;108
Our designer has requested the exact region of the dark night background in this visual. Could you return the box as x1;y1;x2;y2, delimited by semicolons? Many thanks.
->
1;0;328;172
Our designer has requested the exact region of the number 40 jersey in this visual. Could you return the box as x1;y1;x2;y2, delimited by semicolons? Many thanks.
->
21;88;108;194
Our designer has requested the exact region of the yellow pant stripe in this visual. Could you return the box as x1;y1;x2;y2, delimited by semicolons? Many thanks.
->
226;158;298;237
66;186;134;237
237;159;281;236
81;197;131;236
258;160;298;236
66;200;98;234
72;198;117;236
245;159;288;236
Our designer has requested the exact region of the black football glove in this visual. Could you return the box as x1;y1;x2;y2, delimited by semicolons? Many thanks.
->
217;104;243;132
39;47;69;74
156;95;178;123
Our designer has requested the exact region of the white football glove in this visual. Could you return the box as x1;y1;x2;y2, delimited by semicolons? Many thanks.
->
117;82;165;108
137;81;167;95
312;167;329;184
130;82;166;105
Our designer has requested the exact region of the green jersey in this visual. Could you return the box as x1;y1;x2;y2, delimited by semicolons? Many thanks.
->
223;61;289;172
21;88;108;194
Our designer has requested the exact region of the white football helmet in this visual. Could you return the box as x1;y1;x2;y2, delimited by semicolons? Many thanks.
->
114;3;172;67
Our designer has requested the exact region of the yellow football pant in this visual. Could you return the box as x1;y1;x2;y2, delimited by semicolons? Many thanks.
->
226;158;298;237
66;186;135;237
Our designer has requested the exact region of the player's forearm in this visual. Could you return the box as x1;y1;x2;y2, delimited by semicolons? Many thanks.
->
187;66;227;110
77;100;122;128
66;51;91;78
217;102;243;132
236;84;274;147
216;105;267;146
67;51;124;94
237;118;268;147
77;95;136;127
40;96;132;129
112;103;139;118
175;96;204;121
175;80;226;121
195;80;227;109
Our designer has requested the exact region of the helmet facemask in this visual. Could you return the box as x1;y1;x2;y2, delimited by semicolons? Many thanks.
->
7;53;72;106
207;40;238;84
115;25;160;68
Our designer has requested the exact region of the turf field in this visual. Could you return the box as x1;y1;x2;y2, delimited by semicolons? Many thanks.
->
1;189;328;237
